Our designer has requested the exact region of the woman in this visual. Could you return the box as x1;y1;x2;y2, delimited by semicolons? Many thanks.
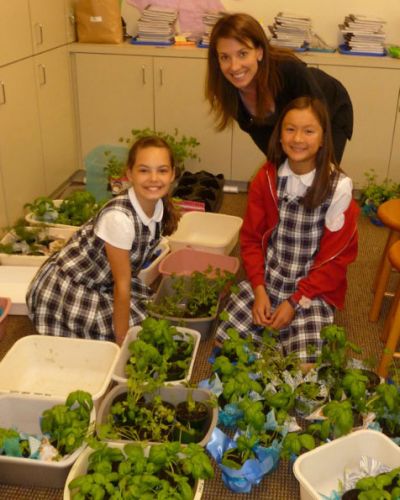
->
206;12;353;164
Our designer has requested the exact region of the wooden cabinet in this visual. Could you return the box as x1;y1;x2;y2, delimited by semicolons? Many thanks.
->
0;59;45;225
0;0;32;66
318;64;400;188
73;53;154;158
153;57;231;178
29;0;67;53
34;46;77;194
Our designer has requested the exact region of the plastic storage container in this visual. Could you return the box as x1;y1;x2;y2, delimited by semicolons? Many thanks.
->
25;200;80;231
148;275;221;338
167;212;243;255
112;324;201;384
0;297;11;340
0;335;119;406
0;226;76;266
0;394;95;488
96;384;218;447
0;266;39;315
159;248;240;277
138;238;170;286
293;429;400;500
64;441;204;500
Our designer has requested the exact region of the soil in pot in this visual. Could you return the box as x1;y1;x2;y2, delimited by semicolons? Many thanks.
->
341;489;361;500
175;400;210;443
360;368;381;391
166;361;187;381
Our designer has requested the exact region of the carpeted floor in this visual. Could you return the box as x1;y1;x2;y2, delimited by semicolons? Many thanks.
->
0;189;395;499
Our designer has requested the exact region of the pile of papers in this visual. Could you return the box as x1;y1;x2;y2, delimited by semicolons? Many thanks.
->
135;5;178;44
339;14;386;55
268;12;312;50
198;11;225;47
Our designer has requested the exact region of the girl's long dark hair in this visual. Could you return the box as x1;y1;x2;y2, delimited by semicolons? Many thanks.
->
206;12;299;130
127;136;180;236
268;96;343;209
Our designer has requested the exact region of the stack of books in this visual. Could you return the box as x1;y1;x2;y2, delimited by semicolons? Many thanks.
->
339;14;386;55
268;12;312;50
198;11;226;48
134;5;178;45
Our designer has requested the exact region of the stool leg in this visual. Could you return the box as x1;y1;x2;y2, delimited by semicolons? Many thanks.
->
372;230;392;292
377;297;400;378
369;231;399;322
381;277;400;342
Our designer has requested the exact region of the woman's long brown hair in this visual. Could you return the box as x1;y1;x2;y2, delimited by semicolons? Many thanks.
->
126;136;180;236
206;12;299;130
268;96;343;209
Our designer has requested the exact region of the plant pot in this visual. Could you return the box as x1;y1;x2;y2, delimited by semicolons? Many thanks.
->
175;400;210;444
96;384;218;446
341;489;361;500
112;324;201;384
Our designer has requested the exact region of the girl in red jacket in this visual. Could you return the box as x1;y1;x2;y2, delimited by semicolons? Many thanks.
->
216;96;359;362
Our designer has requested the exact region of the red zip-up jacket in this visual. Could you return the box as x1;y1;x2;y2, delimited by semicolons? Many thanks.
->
240;161;359;309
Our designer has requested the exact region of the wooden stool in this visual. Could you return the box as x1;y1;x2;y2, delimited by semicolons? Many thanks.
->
377;240;400;378
368;199;400;322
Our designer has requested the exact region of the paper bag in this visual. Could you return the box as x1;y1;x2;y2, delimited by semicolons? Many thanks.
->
75;0;123;44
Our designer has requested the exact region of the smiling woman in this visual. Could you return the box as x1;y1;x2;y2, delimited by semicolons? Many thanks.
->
205;12;353;165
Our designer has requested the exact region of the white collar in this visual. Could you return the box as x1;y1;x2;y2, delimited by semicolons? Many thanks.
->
278;159;316;186
128;187;164;226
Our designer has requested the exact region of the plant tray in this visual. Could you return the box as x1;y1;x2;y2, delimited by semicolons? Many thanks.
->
0;266;39;315
0;335;119;406
0;393;95;488
0;226;76;266
112;324;201;385
293;429;400;500
63;441;204;500
148;275;221;338
137;238;170;286
96;384;218;447
167;211;243;255
25;200;80;231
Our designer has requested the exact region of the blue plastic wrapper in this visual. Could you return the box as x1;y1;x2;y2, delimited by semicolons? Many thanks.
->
198;373;223;397
368;421;400;446
206;427;280;493
218;403;243;428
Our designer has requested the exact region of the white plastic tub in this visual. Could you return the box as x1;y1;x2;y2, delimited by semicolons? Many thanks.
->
167;212;243;255
25;199;80;231
0;225;76;266
112;324;201;384
293;429;400;500
138;238;170;286
0;265;39;315
64;441;204;500
0;335;119;405
0;394;95;488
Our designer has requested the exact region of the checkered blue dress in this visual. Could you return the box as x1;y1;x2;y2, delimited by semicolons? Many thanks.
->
216;176;334;362
26;194;161;341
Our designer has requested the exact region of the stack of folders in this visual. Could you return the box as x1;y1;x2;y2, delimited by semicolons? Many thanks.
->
198;11;226;47
339;14;386;55
268;12;312;50
135;5;178;45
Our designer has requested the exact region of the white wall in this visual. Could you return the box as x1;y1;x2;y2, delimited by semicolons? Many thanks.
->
222;0;400;46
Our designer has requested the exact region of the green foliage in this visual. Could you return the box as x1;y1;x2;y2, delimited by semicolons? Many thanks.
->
280;432;316;459
360;169;400;208
221;433;259;469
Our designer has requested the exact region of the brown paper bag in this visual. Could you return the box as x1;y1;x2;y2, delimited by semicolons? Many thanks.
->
75;0;123;44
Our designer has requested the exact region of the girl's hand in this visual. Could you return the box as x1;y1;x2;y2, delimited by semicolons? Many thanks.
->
269;300;296;330
252;285;272;325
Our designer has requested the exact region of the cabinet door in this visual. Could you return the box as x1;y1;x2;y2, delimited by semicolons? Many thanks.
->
0;0;32;66
29;0;67;53
387;89;400;183
34;46;77;194
0;59;45;225
320;65;400;188
231;124;266;182
73;53;154;158
0;167;8;231
154;57;232;178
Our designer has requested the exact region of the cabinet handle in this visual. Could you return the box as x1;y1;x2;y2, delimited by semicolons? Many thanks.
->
0;82;5;105
35;23;44;45
142;65;146;84
159;67;163;86
38;64;47;86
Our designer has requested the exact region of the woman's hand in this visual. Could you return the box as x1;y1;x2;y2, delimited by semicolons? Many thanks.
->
252;285;272;325
269;300;296;330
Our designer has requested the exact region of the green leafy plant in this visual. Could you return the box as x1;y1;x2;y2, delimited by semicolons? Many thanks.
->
280;431;316;459
360;169;400;208
221;433;259;469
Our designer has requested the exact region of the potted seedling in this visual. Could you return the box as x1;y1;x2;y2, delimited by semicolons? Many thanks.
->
366;382;400;438
175;389;213;444
280;431;316;460
360;169;400;225
294;380;328;417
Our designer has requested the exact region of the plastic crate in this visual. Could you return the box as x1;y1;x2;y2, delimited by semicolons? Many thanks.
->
293;429;400;500
112;324;201;384
159;248;240;277
0;297;11;340
0;394;95;488
0;335;119;406
138;238;170;286
167;212;243;255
